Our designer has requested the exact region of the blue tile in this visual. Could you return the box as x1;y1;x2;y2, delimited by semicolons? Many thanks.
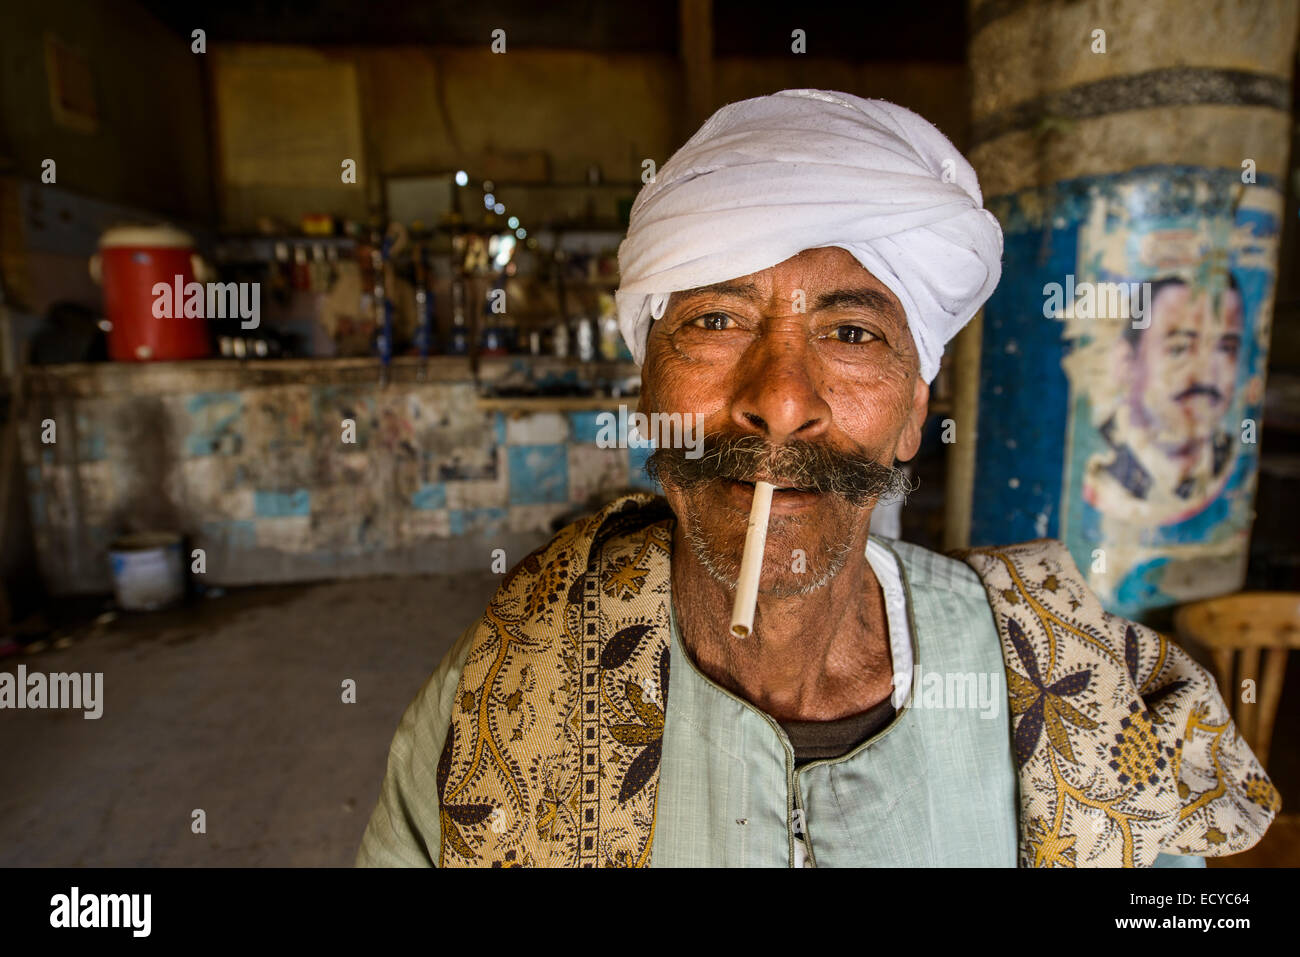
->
494;412;507;445
568;410;606;444
627;443;660;491
448;507;508;536
184;391;244;456
186;391;243;414
254;489;310;517
78;427;107;462
507;444;569;504
201;520;257;549
411;482;447;510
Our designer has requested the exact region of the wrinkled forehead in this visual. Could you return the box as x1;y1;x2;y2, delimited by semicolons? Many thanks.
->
663;247;909;323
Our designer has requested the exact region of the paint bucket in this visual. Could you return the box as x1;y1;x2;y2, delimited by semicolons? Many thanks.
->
107;532;186;611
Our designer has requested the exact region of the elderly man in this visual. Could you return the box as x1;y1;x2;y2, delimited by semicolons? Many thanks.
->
357;91;1277;868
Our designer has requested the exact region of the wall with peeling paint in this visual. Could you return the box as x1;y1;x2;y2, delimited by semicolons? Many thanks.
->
19;358;653;594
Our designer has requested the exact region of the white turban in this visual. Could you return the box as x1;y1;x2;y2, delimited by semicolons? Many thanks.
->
615;89;1003;383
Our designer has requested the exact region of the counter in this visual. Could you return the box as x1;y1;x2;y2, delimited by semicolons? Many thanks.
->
19;356;652;594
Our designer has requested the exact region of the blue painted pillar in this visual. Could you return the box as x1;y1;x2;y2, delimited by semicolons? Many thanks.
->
964;0;1297;620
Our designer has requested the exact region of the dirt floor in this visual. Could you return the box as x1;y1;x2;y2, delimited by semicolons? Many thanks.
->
0;573;500;866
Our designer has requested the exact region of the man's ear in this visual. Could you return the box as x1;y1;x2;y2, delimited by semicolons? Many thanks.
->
893;375;930;463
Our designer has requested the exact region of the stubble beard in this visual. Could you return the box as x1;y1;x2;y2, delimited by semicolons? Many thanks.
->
649;430;914;598
673;484;864;598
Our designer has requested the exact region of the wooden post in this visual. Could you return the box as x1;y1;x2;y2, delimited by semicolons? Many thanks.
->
679;0;714;142
944;311;983;551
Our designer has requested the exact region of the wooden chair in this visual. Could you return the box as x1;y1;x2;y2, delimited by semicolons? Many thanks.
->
1173;592;1300;770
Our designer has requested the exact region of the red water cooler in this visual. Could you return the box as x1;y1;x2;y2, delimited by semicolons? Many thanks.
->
91;225;212;361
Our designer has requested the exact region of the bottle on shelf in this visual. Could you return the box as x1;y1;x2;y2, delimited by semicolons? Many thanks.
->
575;315;595;362
268;241;292;307
412;238;439;358
292;244;312;291
310;244;328;293
448;277;469;355
480;280;509;357
553;317;570;358
371;223;393;377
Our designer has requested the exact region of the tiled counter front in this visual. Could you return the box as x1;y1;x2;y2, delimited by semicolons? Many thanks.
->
20;358;653;594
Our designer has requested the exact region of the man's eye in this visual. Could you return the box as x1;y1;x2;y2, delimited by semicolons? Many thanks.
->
691;312;733;331
831;325;876;344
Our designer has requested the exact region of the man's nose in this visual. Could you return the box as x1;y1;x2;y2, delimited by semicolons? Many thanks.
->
728;332;831;444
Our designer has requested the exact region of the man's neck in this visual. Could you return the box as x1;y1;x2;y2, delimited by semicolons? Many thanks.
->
670;524;895;722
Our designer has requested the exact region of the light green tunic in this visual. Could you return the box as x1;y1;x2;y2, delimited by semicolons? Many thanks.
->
356;537;1203;868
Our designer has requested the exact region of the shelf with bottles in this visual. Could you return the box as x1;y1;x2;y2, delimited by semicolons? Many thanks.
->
206;204;633;362
475;395;637;413
214;233;356;256
477;313;628;362
21;354;641;399
476;352;640;409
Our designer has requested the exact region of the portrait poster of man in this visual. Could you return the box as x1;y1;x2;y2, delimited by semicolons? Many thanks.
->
1060;182;1277;618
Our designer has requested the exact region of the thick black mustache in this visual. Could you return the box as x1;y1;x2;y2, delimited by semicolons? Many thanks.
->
1174;383;1224;402
645;432;914;507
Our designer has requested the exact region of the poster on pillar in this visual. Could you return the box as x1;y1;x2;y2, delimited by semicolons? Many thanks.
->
1055;170;1279;619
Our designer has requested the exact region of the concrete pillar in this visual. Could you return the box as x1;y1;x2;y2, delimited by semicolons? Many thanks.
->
961;0;1298;621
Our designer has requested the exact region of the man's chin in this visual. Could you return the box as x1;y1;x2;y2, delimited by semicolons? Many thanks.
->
693;536;853;598
668;482;863;597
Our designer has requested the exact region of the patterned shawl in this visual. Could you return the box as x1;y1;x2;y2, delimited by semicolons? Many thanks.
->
435;494;1279;867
